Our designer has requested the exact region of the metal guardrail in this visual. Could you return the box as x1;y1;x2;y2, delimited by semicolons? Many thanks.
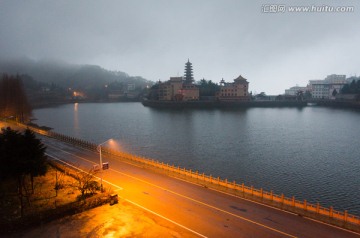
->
9;121;360;232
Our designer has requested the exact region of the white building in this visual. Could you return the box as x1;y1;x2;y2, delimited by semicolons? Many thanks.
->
309;74;347;99
325;74;346;83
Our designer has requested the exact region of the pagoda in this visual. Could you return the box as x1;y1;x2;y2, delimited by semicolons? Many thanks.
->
184;59;194;84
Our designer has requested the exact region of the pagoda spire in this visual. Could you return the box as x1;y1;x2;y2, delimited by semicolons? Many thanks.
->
184;59;194;84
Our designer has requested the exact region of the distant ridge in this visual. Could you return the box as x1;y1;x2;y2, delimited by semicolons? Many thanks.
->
0;57;151;90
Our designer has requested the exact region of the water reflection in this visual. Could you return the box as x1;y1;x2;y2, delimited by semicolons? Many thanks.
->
74;103;79;137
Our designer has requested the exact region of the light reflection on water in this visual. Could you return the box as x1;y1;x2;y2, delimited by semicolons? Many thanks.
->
74;103;79;136
33;102;360;215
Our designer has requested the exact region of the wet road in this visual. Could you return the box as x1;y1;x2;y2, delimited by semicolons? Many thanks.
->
42;136;359;238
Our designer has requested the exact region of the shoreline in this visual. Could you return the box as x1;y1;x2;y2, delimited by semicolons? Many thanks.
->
142;99;360;110
30;99;360;111
30;99;142;109
142;100;307;109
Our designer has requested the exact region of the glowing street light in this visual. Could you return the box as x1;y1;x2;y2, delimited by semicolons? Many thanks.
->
97;139;113;192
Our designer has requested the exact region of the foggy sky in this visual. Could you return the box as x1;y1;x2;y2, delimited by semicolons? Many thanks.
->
1;0;359;94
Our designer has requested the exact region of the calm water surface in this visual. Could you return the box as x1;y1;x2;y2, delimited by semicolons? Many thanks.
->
33;103;360;215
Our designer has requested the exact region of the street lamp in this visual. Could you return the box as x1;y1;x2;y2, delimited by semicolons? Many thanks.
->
97;139;113;192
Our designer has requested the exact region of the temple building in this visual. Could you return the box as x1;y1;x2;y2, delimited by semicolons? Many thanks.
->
218;75;250;101
156;60;199;101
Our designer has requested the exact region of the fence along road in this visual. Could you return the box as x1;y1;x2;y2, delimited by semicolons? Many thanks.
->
9;121;360;234
43;136;360;237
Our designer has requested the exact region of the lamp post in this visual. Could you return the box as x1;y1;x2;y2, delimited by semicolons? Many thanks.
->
97;139;112;192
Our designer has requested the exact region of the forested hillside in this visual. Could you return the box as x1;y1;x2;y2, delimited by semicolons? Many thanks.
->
0;57;150;89
0;57;152;105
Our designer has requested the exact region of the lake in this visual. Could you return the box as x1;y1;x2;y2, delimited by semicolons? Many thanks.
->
33;102;360;215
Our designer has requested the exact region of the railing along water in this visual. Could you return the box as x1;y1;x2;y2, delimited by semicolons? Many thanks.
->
8;121;360;232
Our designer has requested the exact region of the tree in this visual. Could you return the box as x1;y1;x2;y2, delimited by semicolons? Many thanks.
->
350;80;356;93
71;169;100;199
296;90;304;101
197;79;220;97
146;83;160;100
275;95;283;101
0;74;32;122
332;89;338;97
341;84;350;94
0;127;47;216
256;92;267;100
340;78;360;95
23;129;47;193
304;91;312;100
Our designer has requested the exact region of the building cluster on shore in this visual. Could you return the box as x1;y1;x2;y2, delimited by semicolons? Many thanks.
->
147;59;360;104
143;60;360;109
285;74;358;101
149;59;250;102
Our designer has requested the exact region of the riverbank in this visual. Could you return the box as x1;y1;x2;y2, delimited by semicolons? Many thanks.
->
29;99;360;111
30;98;142;109
314;100;360;109
142;99;308;109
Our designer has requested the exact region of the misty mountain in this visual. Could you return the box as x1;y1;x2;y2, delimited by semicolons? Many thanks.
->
0;57;151;90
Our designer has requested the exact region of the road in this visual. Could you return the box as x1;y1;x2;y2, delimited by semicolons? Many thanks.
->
42;136;359;238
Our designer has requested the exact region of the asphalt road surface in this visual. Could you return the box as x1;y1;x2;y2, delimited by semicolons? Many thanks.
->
42;136;359;238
